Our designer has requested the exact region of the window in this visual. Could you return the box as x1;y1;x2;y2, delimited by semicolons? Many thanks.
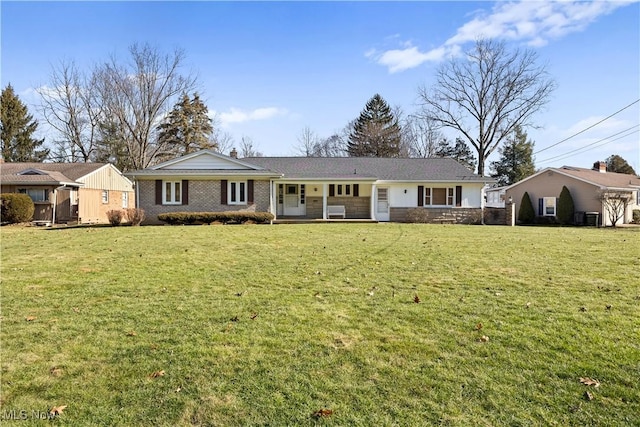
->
423;187;456;206
330;184;357;197
19;188;47;202
101;190;109;204
122;192;129;208
228;181;247;205
543;197;556;216
163;181;181;204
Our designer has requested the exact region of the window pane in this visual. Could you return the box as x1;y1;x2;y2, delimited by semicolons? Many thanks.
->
239;182;245;202
230;182;237;202
425;188;431;205
174;182;181;202
165;182;172;202
447;188;454;205
345;185;351;195
433;188;447;205
337;185;342;195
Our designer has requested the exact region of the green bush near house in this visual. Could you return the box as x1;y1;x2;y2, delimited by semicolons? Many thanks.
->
557;185;575;225
0;193;35;224
158;211;274;225
517;191;535;224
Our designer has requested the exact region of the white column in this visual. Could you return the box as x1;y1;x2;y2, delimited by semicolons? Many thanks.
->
370;183;377;221
322;183;328;219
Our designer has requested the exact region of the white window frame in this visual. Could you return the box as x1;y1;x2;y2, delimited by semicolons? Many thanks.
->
228;181;247;205
163;181;182;205
424;187;455;207
101;190;109;204
122;192;129;208
543;197;556;216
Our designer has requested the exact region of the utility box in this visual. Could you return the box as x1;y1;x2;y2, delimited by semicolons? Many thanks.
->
585;212;599;227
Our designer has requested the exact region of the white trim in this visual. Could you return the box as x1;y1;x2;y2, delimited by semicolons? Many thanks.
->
149;149;267;171
162;181;182;205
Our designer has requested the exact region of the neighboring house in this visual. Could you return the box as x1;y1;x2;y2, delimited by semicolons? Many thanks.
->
127;149;493;224
505;162;640;226
1;162;135;224
485;186;507;208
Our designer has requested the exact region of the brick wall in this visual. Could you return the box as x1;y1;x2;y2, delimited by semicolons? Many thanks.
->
139;179;271;224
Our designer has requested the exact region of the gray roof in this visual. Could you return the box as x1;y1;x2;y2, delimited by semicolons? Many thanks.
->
1;162;106;185
243;157;489;182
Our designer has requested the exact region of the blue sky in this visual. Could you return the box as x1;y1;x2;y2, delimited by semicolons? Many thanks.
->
2;1;639;172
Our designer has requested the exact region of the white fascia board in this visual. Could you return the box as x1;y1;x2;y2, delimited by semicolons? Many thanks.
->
149;149;265;171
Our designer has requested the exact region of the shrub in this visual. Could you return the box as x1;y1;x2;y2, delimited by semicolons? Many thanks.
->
517;192;535;224
106;210;124;226
158;211;274;225
633;209;640;224
406;208;430;223
125;208;145;226
556;186;575;225
1;193;35;224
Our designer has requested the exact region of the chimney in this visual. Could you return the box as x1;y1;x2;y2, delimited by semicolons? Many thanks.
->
598;161;606;173
230;148;238;159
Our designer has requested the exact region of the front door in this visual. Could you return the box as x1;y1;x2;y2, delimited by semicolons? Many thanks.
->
283;184;306;216
376;187;390;221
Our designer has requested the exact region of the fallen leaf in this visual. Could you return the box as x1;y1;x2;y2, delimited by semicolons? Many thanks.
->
414;294;421;303
526;302;531;308
50;367;63;376
475;322;483;330
176;386;182;392
579;307;587;312
49;405;67;416
25;316;37;322
230;316;239;322
479;335;489;342
312;408;333;418
126;331;137;336
584;391;594;401
150;370;165;378
579;377;600;387
250;313;258;320
605;305;612;310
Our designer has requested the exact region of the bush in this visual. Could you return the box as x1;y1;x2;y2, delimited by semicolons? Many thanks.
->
633;209;640;224
106;210;124;226
556;186;575;225
158;211;274;225
406;208;430;223
517;192;535;224
125;208;145;226
1;193;35;224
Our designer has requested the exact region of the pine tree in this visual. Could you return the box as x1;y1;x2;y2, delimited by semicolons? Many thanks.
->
347;94;401;157
490;125;536;186
603;155;636;175
557;185;575;225
157;93;215;156
434;137;477;171
1;84;49;161
518;191;535;224
93;120;133;172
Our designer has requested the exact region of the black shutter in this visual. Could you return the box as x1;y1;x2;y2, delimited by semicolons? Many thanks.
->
155;180;162;205
353;184;359;197
221;180;228;205
247;180;254;204
417;185;424;207
182;180;189;205
538;198;543;216
329;184;335;197
455;186;462;207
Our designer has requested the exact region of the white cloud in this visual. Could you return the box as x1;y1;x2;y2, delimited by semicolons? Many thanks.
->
370;0;637;73
215;107;289;127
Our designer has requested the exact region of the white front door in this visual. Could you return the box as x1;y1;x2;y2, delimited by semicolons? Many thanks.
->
376;187;390;221
283;184;306;216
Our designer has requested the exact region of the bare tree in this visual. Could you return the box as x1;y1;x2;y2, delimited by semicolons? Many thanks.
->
38;60;102;162
239;136;262;157
94;43;197;170
403;115;443;158
418;38;556;176
597;190;632;227
295;126;319;156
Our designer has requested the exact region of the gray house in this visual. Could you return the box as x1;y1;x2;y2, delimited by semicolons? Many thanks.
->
127;150;493;224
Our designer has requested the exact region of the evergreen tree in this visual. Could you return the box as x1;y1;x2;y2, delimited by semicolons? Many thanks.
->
93;120;133;172
518;191;535;224
1;84;49;161
434;137;477;171
490;125;536;186
347;94;401;157
157;93;215;156
557;185;575;225
603;155;636;175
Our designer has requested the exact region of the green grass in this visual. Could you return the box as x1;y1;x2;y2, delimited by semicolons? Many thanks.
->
1;223;639;426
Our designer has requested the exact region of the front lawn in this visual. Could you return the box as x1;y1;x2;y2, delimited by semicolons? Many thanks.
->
1;224;638;425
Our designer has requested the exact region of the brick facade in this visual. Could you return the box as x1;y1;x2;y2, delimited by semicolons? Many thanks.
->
390;207;483;224
139;179;271;224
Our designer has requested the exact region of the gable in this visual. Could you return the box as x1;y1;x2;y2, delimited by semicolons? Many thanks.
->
153;150;261;171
